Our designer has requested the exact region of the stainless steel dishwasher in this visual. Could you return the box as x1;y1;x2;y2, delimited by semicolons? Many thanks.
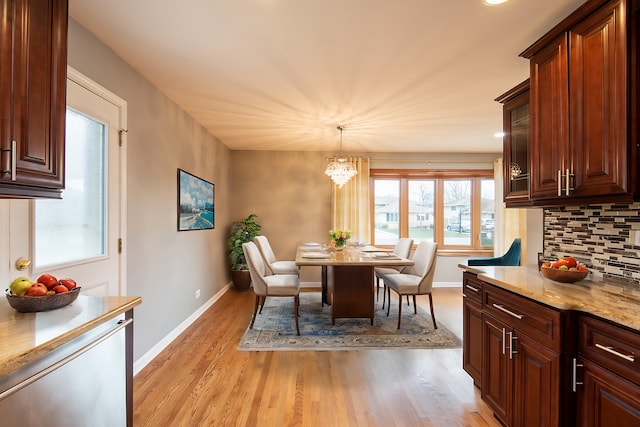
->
0;315;131;427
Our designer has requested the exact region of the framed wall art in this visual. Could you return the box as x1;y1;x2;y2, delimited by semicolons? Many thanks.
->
178;169;215;231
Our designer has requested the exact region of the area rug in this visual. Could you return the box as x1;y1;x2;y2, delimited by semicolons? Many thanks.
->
237;292;461;351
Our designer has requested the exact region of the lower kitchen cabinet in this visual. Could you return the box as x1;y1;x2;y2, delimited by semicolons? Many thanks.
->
462;272;483;386
463;272;640;427
482;313;512;423
577;359;640;426
467;278;568;426
576;314;640;426
482;313;562;427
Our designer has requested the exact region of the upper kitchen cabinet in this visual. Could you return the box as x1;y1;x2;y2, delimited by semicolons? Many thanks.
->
0;0;68;198
521;0;638;205
496;80;530;207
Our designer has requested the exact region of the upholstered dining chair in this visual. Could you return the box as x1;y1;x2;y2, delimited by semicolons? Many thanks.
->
467;238;521;266
243;241;301;335
254;235;299;275
374;238;414;309
382;240;438;329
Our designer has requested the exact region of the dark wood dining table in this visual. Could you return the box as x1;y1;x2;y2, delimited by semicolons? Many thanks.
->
295;245;413;325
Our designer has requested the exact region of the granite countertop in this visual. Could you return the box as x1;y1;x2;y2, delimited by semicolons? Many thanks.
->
0;294;142;377
459;264;640;332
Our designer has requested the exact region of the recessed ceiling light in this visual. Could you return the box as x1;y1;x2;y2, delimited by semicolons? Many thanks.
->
483;0;509;5
494;132;505;138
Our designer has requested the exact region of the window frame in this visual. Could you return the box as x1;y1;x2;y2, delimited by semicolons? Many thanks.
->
370;169;495;255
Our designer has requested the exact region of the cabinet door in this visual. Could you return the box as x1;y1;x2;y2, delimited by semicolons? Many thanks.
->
497;80;531;205
463;297;483;386
569;0;627;197
0;0;67;196
529;34;569;200
482;314;512;425
513;333;561;427
578;358;640;427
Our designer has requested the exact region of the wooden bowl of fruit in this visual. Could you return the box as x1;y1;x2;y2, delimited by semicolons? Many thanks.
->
540;257;589;283
6;274;80;313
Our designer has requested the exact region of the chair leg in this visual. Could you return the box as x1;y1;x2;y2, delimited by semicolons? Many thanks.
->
294;295;300;335
250;295;260;329
406;295;410;306
397;293;403;329
382;284;387;309
386;286;391;316
413;295;417;314
258;295;266;314
429;293;437;329
376;277;380;302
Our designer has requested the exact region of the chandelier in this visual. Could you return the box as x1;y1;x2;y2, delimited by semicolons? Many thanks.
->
325;126;357;188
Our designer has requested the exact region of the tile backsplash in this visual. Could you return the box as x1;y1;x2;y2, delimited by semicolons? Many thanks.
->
543;202;640;288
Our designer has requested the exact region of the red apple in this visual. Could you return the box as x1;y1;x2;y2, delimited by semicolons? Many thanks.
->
52;284;68;294
37;273;58;290
59;278;77;290
25;283;48;297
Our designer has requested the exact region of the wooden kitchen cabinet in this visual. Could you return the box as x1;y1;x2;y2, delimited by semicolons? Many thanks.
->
0;0;68;198
576;314;640;426
480;282;566;426
462;272;483;386
496;80;531;207
522;0;633;204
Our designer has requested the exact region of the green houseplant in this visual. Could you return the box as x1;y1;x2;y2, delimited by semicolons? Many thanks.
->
228;214;262;291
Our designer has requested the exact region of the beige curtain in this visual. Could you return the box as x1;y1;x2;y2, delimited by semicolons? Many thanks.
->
331;157;370;244
494;158;527;260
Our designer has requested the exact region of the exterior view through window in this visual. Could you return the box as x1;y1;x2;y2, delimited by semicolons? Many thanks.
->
371;170;495;250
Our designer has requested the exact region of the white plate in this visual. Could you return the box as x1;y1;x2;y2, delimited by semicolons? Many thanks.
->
301;252;330;259
372;253;401;259
360;246;391;252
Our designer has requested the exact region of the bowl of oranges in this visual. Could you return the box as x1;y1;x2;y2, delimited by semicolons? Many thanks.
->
540;257;589;283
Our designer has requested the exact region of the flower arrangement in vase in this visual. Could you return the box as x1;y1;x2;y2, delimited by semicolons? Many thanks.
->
329;229;351;251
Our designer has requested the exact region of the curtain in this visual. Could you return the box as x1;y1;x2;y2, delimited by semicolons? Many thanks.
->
331;157;370;244
494;158;527;260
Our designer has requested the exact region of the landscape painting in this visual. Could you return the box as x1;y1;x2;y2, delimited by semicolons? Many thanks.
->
178;169;214;231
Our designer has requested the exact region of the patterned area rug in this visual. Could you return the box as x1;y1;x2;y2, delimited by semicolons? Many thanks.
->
237;292;461;351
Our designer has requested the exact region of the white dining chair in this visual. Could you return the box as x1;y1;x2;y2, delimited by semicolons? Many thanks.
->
243;241;300;335
254;235;299;275
382;240;438;329
374;238;413;308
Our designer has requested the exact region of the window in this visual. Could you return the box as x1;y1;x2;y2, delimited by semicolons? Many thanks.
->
34;109;107;267
371;170;494;251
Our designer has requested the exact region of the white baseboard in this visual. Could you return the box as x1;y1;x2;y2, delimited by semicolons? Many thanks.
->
433;281;461;288
133;282;232;376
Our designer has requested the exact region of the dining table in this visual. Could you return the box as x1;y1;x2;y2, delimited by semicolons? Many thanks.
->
295;244;414;325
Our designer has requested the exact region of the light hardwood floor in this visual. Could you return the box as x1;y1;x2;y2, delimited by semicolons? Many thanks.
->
133;287;502;426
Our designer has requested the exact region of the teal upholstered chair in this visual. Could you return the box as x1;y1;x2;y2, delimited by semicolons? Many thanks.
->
467;238;521;266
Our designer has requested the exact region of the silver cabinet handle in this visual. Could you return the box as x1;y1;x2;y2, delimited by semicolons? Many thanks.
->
595;343;635;362
0;318;132;400
572;358;584;392
10;140;16;181
492;303;524;320
557;169;562;196
502;328;506;355
508;332;517;359
465;284;479;293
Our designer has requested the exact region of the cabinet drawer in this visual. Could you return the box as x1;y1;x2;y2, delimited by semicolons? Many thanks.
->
462;272;483;304
579;314;640;386
484;284;562;352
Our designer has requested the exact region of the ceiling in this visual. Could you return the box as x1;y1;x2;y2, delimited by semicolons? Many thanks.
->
69;0;586;154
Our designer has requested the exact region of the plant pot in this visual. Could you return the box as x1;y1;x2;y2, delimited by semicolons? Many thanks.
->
231;269;251;292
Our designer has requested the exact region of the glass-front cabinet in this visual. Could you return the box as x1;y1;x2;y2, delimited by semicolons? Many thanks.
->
496;80;530;206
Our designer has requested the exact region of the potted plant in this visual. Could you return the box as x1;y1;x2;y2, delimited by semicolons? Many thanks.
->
227;214;262;291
